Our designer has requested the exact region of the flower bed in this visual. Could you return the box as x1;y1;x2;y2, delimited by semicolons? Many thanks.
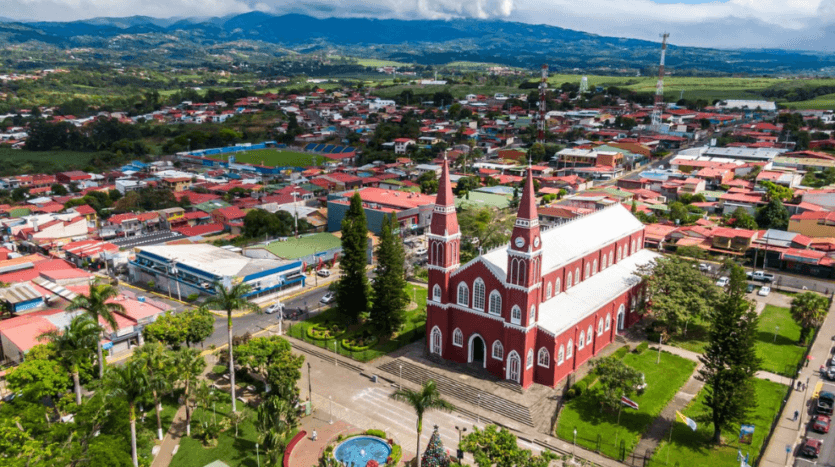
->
342;331;379;351
306;322;345;341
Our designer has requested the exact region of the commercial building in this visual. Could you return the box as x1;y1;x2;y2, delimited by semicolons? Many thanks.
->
327;187;436;234
130;244;305;301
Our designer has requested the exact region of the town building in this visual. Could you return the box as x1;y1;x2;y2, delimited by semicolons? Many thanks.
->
425;159;654;389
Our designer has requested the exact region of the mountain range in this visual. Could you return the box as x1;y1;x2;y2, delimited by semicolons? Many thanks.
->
1;12;835;75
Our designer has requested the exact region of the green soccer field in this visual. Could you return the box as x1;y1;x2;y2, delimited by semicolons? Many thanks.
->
263;233;342;259
210;149;325;168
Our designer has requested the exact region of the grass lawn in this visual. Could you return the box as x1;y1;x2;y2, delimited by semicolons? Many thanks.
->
667;305;805;377
556;350;696;459
262;233;342;259
756;305;805;377
210;149;324;168
652;378;787;467
0;147;133;176
287;283;427;362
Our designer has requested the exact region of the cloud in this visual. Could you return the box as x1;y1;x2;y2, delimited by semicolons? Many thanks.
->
2;0;835;50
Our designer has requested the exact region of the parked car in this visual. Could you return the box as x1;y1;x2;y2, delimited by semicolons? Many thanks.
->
699;263;710;272
716;277;729;287
757;286;771;297
812;415;831;433
818;391;835;415
320;292;336;304
746;283;755;293
827;367;835;381
414;247;428;256
800;438;822;458
317;269;331;278
265;303;284;314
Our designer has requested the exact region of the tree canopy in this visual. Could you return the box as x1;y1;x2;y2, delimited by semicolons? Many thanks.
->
790;292;829;344
336;192;370;322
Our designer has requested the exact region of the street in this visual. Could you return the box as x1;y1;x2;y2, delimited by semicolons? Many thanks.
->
111;230;184;249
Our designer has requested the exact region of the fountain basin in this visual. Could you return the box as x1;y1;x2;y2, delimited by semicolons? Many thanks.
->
333;435;392;466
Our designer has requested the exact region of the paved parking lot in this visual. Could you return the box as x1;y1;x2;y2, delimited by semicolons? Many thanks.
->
111;231;184;248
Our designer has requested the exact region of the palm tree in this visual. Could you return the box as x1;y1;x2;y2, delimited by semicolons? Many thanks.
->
134;342;173;440
204;281;258;413
791;291;830;343
390;380;453;467
174;347;206;437
66;279;125;378
257;395;297;465
38;314;98;405
106;360;150;467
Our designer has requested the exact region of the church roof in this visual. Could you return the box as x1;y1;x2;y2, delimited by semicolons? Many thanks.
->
436;158;454;207
516;167;537;220
537;249;660;336
481;204;644;276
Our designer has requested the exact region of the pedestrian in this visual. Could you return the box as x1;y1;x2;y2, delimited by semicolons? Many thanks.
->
312;429;317;441
798;381;803;391
794;410;799;421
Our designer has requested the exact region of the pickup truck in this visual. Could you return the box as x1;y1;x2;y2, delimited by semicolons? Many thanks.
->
818;391;835;415
746;271;775;283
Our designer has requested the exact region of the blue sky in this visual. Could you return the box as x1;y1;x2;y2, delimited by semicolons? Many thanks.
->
2;0;835;51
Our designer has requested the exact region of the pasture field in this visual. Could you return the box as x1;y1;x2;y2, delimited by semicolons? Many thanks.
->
0;147;131;176
209;149;324;167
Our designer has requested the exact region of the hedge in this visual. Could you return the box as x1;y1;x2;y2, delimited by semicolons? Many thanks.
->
613;346;630;359
389;443;402;465
365;429;386;439
342;335;379;351
634;342;649;354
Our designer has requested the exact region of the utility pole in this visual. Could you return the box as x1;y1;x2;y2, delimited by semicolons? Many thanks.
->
651;33;670;133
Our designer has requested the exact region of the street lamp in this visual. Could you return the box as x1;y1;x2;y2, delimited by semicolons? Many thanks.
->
255;443;260;467
329;395;333;424
454;425;467;461
774;325;780;343
307;362;312;402
573;427;577;455
399;364;403;390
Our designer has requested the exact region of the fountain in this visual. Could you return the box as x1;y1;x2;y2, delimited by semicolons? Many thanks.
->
333;436;391;466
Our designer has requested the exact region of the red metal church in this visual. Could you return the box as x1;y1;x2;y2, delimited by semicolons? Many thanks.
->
426;159;658;389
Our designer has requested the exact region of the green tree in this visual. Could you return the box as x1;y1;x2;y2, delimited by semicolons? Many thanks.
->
371;214;409;336
528;143;546;163
235;336;304;400
458;207;514;251
336;193;370;322
105;360;150;467
204;282;258;413
256;396;298;465
66;279;124;379
453;176;480;196
636;256;720;333
790;292;829;344
173;347;206;437
760;181;794;202
591;356;644;412
460;425;558;467
143;307;215;348
756;198;790;230
729;207;758;230
37;315;98;405
391;380;454;467
182;306;215;347
50;183;68;196
697;263;760;443
417;171;439;195
6;353;70;403
142;311;185;347
132;343;174;440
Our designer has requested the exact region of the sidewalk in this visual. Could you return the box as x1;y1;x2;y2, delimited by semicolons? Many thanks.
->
150;405;187;467
760;298;835;467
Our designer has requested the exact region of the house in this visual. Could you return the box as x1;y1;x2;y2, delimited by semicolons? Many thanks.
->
159;177;193;193
55;171;92;184
426;159;651;389
789;211;835;238
710;227;758;252
394;138;415;154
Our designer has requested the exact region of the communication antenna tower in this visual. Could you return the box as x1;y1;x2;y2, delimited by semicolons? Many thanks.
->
537;64;548;145
651;33;670;132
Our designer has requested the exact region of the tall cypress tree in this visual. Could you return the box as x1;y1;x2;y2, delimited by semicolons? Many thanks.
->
697;263;761;443
371;214;408;336
336;192;370;322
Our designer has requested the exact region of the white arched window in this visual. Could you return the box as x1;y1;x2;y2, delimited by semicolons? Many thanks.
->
431;327;442;355
488;291;502;316
598;319;604;336
511;306;522;325
457;283;469;306
578;331;585;349
526;349;534;369
605;314;611;331
557;345;565;365
566;274;572;289
587;325;594;343
617;246;622;261
593;259;598;274
555;278;561;294
546;282;552;299
585;264;590;279
574;268;580;285
608;252;613;267
538;348;550;367
529;305;536;322
453;328;463;347
492;340;504;360
638;236;643;248
631;296;637;311
567;339;574;358
473;279;485;311
602;253;608;269
432;284;441;302
633;240;637;253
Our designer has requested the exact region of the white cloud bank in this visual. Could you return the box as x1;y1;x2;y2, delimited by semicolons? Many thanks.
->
2;0;835;50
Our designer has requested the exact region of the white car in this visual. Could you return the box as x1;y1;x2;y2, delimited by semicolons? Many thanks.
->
265;303;284;314
320;292;336;304
716;276;729;287
758;286;771;297
317;269;331;277
415;247;428;256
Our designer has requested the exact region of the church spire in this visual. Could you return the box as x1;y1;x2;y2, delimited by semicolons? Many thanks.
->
435;155;454;208
430;156;459;237
516;166;538;222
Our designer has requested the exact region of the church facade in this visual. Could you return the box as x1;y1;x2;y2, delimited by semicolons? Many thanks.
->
426;159;658;389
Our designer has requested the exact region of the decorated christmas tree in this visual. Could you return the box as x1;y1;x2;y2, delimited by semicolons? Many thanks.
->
420;425;450;467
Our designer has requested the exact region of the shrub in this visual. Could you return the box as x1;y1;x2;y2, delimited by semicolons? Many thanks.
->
634;342;649;354
389;444;402;465
365;429;386;439
185;293;199;302
212;365;226;375
612;346;629;359
565;388;577;400
308;322;345;341
573;381;586;397
147;280;155;289
342;332;379;351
